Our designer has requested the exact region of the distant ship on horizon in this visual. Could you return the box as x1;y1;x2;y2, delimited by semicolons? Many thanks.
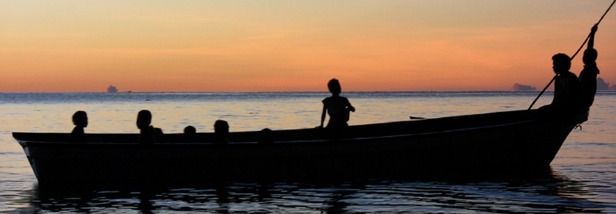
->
107;85;118;93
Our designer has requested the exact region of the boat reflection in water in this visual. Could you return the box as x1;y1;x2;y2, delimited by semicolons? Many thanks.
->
21;168;602;213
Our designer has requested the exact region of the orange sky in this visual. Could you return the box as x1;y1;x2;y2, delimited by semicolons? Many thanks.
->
1;0;615;92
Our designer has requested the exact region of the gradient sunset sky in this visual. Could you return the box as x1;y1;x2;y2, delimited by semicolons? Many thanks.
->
2;0;615;92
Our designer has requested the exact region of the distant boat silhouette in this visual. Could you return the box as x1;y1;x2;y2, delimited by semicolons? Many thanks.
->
513;83;538;91
107;85;118;93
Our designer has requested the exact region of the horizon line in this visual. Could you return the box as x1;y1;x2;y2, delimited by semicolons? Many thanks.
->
0;90;557;93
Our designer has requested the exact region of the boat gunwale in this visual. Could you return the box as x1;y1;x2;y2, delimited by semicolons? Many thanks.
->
14;119;541;146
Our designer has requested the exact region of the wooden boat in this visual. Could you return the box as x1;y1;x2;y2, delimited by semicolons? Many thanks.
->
13;109;584;187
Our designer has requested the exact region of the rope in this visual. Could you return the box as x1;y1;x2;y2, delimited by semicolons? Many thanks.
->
528;0;615;110
571;0;615;60
528;76;556;110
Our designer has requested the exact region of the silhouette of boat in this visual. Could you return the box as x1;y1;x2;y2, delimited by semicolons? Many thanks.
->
107;85;118;93
13;109;584;187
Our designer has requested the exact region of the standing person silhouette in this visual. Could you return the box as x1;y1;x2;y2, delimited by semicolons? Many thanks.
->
579;24;600;112
320;78;355;129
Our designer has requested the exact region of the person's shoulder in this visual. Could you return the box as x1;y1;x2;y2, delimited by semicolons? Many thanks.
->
71;127;84;135
583;64;600;73
564;72;581;88
338;96;349;103
333;95;349;100
564;71;579;79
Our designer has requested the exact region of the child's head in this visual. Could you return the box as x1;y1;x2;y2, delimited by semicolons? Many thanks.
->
136;110;152;129
551;53;571;74
214;120;229;134
327;78;342;95
184;126;196;135
72;111;88;127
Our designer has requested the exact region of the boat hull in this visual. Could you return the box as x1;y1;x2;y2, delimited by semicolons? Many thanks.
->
14;110;578;187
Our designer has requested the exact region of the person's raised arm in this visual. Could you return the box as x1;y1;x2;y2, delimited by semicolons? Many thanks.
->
588;24;598;50
583;24;599;68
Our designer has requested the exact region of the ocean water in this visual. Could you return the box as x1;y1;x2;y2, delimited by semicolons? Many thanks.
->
1;91;615;213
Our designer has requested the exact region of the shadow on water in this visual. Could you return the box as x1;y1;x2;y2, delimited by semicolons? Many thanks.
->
10;167;607;213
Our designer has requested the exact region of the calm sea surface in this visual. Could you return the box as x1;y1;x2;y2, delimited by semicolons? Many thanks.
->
1;91;615;213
